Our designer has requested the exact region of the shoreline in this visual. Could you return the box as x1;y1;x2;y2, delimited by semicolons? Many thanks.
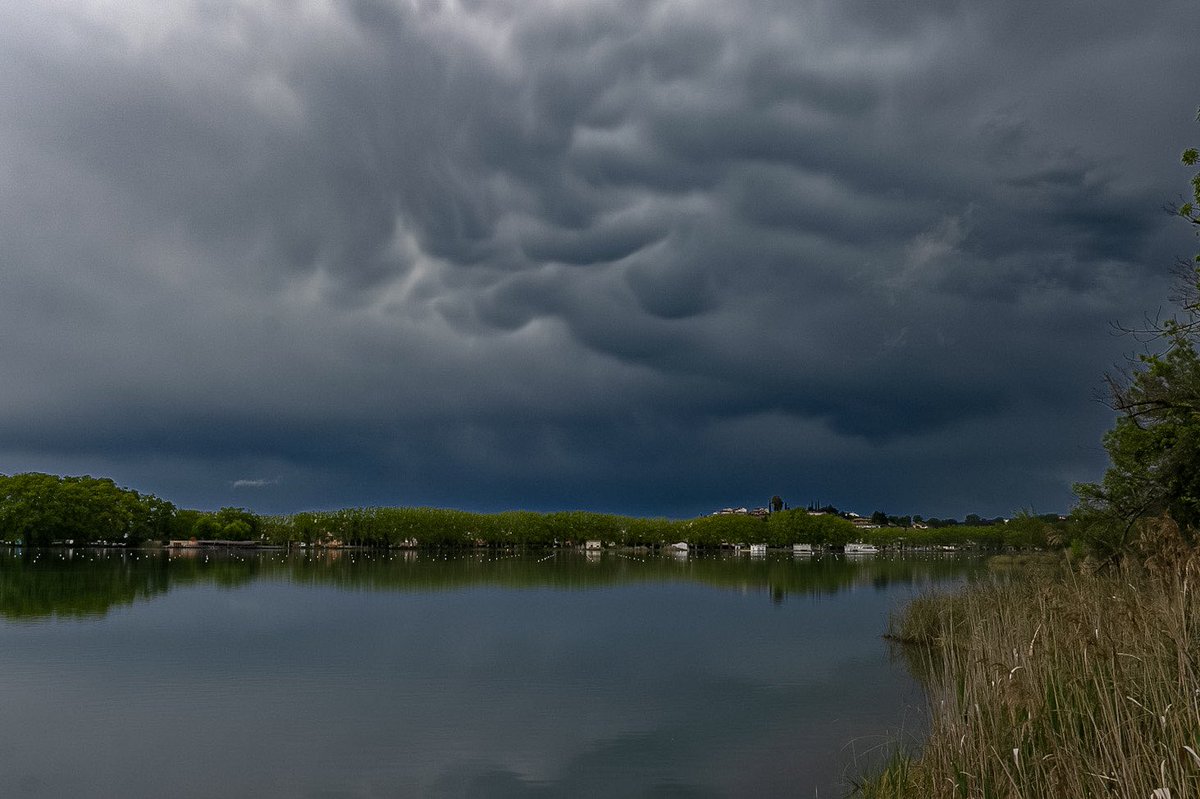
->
855;554;1200;798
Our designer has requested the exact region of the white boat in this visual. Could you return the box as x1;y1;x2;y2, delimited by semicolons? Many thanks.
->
792;543;814;555
670;541;689;552
748;543;767;556
844;542;879;554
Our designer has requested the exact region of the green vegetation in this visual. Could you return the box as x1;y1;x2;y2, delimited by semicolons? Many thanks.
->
263;506;677;548
257;506;1059;550
263;506;838;548
0;473;175;546
0;473;1063;551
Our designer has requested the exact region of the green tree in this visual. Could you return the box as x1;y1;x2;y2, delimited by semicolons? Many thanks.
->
192;515;224;539
766;508;856;546
222;519;253;540
1002;510;1050;549
215;507;260;539
0;473;175;545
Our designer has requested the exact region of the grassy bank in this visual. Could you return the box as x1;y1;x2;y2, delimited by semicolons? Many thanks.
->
857;553;1200;798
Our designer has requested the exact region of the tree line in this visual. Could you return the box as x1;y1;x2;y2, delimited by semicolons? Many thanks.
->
0;473;175;546
0;473;1062;551
261;505;1058;549
253;505;1059;549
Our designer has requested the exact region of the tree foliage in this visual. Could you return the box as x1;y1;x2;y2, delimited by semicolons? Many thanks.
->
0;473;175;545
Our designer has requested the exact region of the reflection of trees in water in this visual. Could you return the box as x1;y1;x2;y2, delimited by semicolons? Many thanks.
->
280;550;986;601
0;549;988;619
0;549;260;620
0;549;170;620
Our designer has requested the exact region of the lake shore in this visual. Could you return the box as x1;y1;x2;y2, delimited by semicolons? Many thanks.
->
856;553;1200;798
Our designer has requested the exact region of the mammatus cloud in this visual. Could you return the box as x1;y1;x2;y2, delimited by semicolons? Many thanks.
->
0;0;1195;515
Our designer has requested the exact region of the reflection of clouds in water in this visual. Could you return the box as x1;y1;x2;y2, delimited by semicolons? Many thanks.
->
428;736;724;798
422;665;916;798
429;764;551;798
0;555;947;797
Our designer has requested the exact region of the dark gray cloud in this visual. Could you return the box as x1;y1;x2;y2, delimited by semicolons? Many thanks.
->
0;0;1196;517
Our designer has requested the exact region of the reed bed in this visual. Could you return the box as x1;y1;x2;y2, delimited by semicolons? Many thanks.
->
858;555;1200;798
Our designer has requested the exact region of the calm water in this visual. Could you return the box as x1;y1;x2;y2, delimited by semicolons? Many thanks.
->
0;548;983;798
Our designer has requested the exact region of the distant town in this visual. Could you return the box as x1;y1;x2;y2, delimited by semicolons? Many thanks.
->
712;497;1066;530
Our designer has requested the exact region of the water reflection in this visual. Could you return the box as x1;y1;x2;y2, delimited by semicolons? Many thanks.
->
0;547;985;620
0;548;982;797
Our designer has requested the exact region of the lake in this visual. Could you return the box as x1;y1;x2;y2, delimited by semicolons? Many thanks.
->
0;548;984;798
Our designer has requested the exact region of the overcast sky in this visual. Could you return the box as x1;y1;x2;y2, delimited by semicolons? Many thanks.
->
1;0;1197;518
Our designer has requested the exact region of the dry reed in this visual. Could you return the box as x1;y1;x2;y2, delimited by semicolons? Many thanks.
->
857;549;1200;798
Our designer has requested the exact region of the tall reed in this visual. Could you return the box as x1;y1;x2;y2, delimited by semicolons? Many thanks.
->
858;554;1200;798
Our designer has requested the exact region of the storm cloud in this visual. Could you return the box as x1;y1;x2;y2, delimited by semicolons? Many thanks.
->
1;0;1196;516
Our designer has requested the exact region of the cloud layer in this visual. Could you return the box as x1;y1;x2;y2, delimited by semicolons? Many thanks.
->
1;0;1197;516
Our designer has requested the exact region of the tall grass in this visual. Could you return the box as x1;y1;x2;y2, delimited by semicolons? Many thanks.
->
858;552;1200;798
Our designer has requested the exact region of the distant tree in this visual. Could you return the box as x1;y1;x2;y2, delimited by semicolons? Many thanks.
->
216;507;260;538
771;495;783;513
168;509;203;540
1004;510;1051;549
0;473;175;545
222;519;253;540
139;495;177;542
870;510;888;526
192;516;223;539
767;509;856;546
